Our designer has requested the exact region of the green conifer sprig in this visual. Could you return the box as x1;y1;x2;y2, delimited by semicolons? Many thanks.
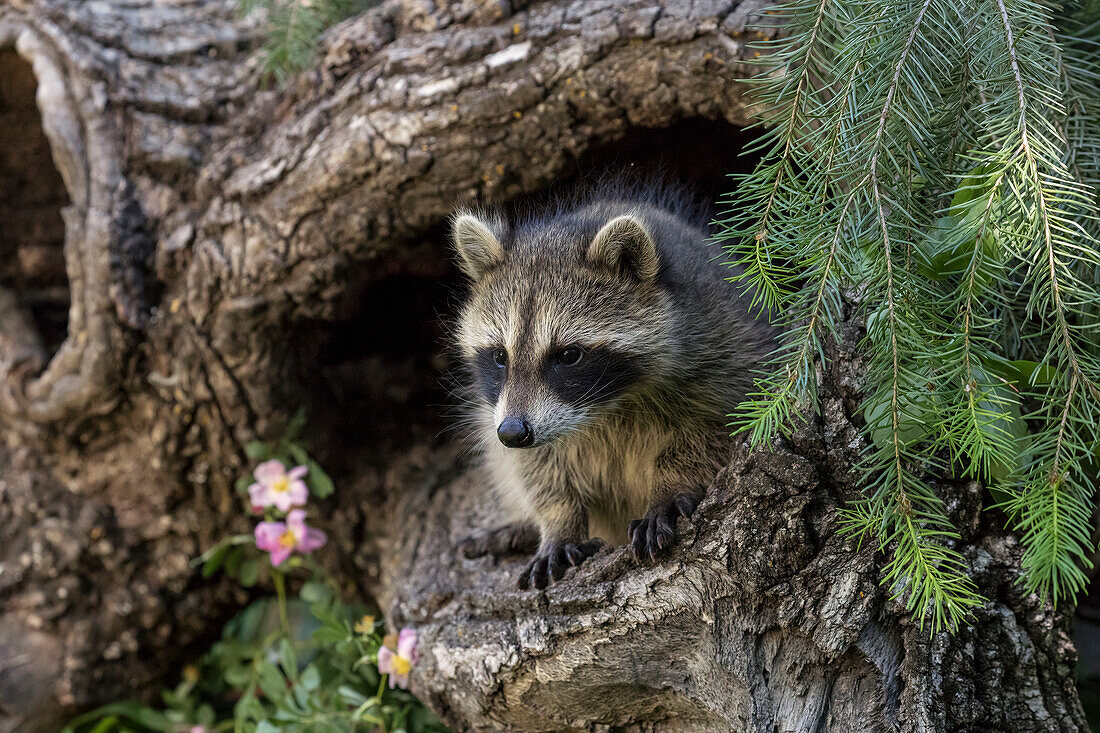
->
238;0;377;83
718;0;1100;632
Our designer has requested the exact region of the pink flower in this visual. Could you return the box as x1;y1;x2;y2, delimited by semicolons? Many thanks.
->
248;459;308;513
254;509;327;566
377;627;418;689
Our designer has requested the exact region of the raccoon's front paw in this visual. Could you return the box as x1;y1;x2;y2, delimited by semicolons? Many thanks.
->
517;539;606;590
461;523;540;559
628;492;701;563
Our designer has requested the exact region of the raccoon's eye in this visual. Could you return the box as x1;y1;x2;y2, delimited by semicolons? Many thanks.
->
556;345;584;366
492;348;508;368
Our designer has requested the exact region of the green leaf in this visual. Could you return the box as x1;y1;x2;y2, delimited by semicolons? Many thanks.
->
88;717;119;733
235;475;254;495
312;626;348;645
245;441;273;460
284;408;308;442
286;442;310;468
238;557;261;588
949;163;999;210
1001;360;1059;387
865;392;934;450
224;663;251;688
279;638;299;680
307;460;335;498
299;664;321;692
195;704;216;726
200;544;230;578
63;702;172;732
258;663;287;702
299;581;330;605
194;534;254;575
234;693;266;721
224;546;246;577
983;388;1029;485
337;686;369;707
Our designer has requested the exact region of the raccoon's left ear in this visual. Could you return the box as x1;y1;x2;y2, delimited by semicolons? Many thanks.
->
587;215;659;282
452;211;506;280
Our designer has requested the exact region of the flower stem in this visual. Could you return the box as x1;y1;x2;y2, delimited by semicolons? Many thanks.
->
376;674;388;732
272;569;291;637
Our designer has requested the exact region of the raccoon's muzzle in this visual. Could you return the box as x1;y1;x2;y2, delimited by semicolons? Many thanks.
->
497;416;534;448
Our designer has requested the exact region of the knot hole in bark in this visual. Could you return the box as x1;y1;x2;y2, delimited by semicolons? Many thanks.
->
0;20;137;426
0;47;70;372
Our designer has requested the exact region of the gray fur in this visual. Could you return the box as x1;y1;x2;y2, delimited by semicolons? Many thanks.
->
452;185;777;589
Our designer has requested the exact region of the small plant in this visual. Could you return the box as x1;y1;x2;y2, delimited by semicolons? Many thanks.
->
238;0;380;84
65;415;448;733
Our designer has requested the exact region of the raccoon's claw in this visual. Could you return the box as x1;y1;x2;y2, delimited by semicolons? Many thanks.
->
629;492;701;563
517;539;605;590
461;523;540;559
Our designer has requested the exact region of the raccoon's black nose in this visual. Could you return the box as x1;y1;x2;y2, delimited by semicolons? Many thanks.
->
497;417;534;448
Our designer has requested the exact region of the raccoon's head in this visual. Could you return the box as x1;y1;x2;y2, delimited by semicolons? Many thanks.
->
453;207;673;449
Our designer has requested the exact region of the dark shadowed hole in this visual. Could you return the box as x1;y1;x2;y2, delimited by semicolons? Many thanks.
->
559;118;764;202
502;118;764;229
0;49;71;359
299;118;765;481
295;248;458;481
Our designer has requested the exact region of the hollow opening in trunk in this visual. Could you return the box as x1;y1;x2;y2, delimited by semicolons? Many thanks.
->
0;48;71;359
299;118;765;483
556;117;765;200
296;249;459;483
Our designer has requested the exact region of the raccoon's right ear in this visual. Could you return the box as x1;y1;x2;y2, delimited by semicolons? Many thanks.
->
587;215;659;282
452;212;506;280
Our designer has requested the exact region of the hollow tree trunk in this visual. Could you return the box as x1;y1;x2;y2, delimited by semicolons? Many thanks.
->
0;0;1087;731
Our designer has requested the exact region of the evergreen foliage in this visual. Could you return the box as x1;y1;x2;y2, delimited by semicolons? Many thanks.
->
718;0;1100;632
239;0;378;83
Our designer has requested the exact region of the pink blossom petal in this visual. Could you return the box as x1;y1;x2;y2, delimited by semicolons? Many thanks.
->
253;459;286;486
288;465;308;480
397;628;417;661
254;522;285;552
285;509;307;529
272;491;295;513
390;670;408;690
377;646;395;675
287;480;309;506
248;483;270;508
297;527;327;553
268;545;292;567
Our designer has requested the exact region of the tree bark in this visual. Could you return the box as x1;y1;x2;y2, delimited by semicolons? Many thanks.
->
378;322;1088;731
0;0;1087;731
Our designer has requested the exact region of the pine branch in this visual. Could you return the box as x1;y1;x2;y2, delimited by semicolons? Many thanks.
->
725;0;1100;628
714;0;843;312
980;0;1100;604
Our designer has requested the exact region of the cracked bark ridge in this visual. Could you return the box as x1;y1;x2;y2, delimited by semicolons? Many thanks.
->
375;325;1086;731
0;0;1086;730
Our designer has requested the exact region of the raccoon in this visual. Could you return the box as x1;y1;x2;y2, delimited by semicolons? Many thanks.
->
452;185;776;590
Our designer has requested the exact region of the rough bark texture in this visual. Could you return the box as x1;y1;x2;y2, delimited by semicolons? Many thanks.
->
378;326;1088;731
0;0;1087;731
